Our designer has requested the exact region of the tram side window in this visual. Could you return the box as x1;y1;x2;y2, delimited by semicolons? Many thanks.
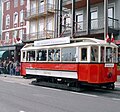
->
101;46;104;62
81;48;87;61
48;48;60;61
91;46;98;62
61;47;76;61
26;51;35;61
37;50;47;61
106;47;112;62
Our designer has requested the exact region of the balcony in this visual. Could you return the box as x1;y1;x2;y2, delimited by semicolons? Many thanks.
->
22;30;55;42
63;0;103;9
61;17;120;37
24;3;55;20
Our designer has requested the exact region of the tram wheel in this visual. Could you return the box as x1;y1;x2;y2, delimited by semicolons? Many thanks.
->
111;83;115;90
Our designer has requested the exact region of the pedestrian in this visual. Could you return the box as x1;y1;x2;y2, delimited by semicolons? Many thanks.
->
9;61;14;75
15;63;20;76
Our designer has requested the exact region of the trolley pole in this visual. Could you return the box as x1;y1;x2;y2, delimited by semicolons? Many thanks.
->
58;0;63;37
104;0;108;40
71;0;75;38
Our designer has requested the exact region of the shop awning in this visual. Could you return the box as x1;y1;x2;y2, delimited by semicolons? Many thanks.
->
0;51;6;58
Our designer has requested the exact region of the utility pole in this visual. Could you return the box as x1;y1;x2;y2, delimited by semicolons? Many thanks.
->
86;0;91;35
104;0;108;40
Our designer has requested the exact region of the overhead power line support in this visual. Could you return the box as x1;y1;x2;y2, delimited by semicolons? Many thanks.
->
71;0;75;38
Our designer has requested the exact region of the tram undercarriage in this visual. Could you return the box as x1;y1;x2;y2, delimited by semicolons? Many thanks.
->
31;75;115;91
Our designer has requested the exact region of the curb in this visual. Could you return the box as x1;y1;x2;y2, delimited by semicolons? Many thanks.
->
0;74;23;79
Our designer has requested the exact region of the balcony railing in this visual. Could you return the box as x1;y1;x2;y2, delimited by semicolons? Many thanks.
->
24;3;55;20
60;17;119;37
108;17;120;30
22;30;54;42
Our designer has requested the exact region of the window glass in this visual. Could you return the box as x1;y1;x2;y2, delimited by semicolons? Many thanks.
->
106;47;112;62
6;14;10;26
81;48;87;61
19;29;24;42
101;46;104;62
108;7;114;28
6;2;10;10
63;14;71;30
26;51;35;61
22;52;26;61
48;48;60;61
91;8;98;29
14;12;18;24
5;32;9;43
91;46;98;62
20;10;24;22
20;0;24;5
37;49;47;61
14;0;18;7
76;13;83;31
61;47;76;61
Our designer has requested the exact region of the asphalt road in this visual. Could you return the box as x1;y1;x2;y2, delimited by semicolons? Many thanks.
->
0;76;120;112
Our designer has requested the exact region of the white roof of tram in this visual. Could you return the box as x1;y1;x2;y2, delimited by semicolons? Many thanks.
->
21;38;118;51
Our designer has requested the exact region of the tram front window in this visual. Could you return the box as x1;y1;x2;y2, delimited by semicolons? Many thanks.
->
91;46;98;62
81;48;87;61
106;47;112;62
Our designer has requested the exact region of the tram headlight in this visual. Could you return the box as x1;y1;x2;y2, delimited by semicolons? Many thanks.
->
107;72;112;78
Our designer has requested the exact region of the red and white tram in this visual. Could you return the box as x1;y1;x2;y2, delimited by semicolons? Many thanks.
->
20;37;118;89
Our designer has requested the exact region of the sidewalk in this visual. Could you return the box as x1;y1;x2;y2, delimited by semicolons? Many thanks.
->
0;74;23;79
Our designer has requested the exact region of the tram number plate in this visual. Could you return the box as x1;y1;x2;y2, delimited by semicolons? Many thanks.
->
105;63;114;68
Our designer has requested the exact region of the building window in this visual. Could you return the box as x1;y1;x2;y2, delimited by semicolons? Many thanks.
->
13;12;18;24
20;10;24;23
6;1;10;10
14;0;18;7
5;32;9;43
76;12;83;31
20;0;24;6
108;6;114;28
91;8;98;29
63;14;71;30
19;29;24;41
6;14;10;27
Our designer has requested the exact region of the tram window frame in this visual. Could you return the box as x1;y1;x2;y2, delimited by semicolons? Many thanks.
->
48;48;60;61
22;51;26;62
26;50;35;62
113;47;117;63
100;46;105;62
61;47;76;62
80;47;87;61
36;49;47;61
90;46;98;62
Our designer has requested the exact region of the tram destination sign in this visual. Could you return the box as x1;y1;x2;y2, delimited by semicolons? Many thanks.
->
105;63;114;68
34;37;70;47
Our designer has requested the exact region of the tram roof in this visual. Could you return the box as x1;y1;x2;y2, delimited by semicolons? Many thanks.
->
21;38;117;51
